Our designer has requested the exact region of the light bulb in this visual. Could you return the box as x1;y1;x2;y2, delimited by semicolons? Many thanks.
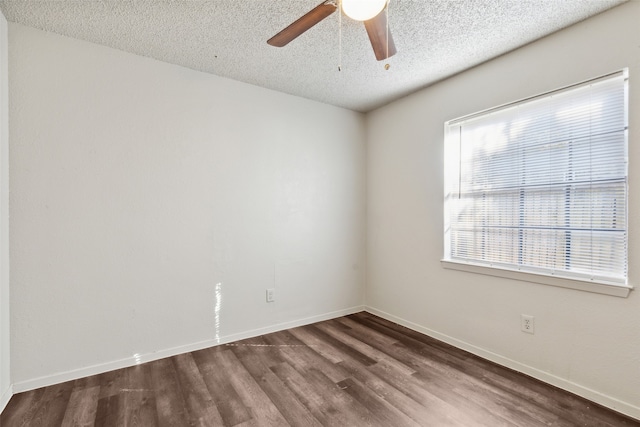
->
342;0;387;22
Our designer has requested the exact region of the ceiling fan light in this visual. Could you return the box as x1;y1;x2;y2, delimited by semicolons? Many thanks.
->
342;0;387;21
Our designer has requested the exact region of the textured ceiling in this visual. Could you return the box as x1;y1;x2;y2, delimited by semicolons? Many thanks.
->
0;0;627;112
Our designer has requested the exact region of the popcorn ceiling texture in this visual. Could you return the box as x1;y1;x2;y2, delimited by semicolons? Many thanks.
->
0;0;626;112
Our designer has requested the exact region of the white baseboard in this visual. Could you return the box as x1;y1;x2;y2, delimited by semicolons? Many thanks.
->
0;384;12;414
365;306;640;422
12;305;365;394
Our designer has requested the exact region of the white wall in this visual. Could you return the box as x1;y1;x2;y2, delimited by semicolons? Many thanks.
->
0;10;10;414
366;1;640;419
8;23;366;389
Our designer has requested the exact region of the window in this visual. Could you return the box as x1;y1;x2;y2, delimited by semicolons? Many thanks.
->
443;70;629;295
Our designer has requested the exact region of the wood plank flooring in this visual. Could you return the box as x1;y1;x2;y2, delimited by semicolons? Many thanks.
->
2;312;638;426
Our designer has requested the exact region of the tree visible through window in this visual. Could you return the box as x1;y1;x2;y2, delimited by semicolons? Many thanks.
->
444;70;628;287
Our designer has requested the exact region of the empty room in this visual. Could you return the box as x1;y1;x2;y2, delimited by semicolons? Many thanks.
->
0;0;639;425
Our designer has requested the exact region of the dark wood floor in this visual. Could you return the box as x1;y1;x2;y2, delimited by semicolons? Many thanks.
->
2;312;638;426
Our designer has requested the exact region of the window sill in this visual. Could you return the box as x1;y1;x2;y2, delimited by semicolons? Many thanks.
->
441;260;632;298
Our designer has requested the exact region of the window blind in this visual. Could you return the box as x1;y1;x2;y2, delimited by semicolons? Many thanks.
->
444;71;628;286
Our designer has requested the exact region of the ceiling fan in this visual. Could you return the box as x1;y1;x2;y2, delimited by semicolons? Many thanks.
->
267;0;397;61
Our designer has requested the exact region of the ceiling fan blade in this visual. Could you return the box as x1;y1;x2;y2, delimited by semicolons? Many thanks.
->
267;1;337;47
364;8;397;61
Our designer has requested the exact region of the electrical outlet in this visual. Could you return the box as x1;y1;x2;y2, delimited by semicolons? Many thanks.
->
266;288;275;303
521;314;535;334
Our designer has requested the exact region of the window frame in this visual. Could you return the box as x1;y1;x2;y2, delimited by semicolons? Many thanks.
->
442;70;632;298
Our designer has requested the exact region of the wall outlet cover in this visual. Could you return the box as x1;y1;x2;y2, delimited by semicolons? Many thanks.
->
521;314;535;334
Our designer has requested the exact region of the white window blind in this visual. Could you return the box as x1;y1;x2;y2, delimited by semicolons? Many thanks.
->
444;70;628;287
